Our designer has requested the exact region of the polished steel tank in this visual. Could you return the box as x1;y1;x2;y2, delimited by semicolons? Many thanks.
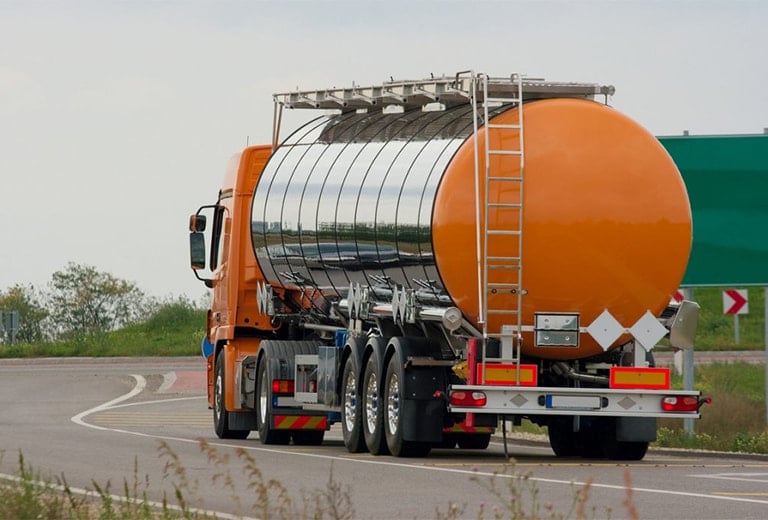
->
251;99;691;359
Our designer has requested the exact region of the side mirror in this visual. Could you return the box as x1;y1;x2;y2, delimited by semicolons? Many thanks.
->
189;214;207;232
190;232;207;270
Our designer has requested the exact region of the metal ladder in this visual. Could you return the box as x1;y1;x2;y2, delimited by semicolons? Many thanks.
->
472;73;526;370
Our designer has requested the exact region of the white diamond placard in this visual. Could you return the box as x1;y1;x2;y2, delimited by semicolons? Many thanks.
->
629;310;667;352
586;310;625;351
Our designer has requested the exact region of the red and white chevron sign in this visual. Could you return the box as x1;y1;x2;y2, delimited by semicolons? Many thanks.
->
722;289;749;315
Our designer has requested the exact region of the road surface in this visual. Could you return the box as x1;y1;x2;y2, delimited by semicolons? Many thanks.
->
1;357;767;519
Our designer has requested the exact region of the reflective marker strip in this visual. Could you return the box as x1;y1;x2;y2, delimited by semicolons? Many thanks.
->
477;364;538;386
273;415;327;430
609;367;671;389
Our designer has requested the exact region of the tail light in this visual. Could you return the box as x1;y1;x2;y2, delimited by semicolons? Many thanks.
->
661;395;699;412
272;380;295;395
450;390;487;407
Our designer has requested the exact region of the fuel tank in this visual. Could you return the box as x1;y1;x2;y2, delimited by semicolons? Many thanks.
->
251;98;691;359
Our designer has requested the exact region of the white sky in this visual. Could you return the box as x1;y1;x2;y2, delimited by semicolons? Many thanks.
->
1;0;766;299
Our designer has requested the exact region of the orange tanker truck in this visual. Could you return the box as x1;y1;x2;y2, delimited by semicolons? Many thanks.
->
188;72;705;460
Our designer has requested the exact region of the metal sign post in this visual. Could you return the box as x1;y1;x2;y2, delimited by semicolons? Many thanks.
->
8;310;18;344
682;288;695;435
1;311;19;345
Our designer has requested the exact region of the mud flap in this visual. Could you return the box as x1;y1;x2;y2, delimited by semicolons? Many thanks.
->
228;411;258;430
616;417;657;442
400;366;447;443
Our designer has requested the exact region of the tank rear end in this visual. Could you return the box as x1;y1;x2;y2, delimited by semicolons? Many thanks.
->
433;98;691;359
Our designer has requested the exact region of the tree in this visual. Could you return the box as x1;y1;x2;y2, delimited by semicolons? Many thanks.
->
47;263;145;337
0;284;48;343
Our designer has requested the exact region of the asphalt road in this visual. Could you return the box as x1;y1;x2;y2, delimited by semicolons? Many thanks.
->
1;357;767;519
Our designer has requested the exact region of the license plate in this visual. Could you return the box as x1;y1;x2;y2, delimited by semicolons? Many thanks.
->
545;395;602;410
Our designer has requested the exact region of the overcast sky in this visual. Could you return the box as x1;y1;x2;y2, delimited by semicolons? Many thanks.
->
1;0;765;300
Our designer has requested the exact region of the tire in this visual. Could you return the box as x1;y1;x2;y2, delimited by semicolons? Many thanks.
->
548;418;578;457
579;434;606;459
362;354;388;455
383;354;431;457
292;430;325;446
255;357;290;445
457;434;491;450
603;418;650;460
341;357;366;453
604;440;649;461
213;354;249;440
437;433;458;449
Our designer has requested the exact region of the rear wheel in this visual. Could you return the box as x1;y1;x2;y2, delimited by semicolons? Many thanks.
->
341;357;366;453
213;354;249;440
362;355;388;455
255;357;290;445
603;419;649;460
605;440;649;461
457;434;491;450
437;434;458;449
548;418;578;457
384;354;431;457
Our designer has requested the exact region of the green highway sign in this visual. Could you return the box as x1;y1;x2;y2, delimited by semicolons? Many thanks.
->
659;133;768;286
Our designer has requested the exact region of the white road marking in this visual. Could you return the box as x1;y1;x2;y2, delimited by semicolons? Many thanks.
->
691;472;768;483
157;371;177;393
70;375;768;508
70;374;147;431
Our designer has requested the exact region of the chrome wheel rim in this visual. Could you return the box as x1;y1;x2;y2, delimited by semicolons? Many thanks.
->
365;372;378;433
259;373;268;424
343;371;357;432
386;371;400;434
214;372;223;422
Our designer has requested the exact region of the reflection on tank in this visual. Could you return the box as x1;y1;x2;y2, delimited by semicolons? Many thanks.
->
256;241;412;270
251;104;484;311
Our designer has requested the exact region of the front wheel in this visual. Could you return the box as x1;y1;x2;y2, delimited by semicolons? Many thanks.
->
292;430;325;446
255;357;290;445
213;353;249;440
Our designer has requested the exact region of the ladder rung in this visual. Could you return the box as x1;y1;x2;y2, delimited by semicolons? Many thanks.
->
488;150;522;156
488;176;523;181
488;265;520;270
487;230;521;236
485;96;521;104
484;331;522;339
487;123;521;130
487;309;520;315
488;202;522;208
487;256;521;262
487;282;520;288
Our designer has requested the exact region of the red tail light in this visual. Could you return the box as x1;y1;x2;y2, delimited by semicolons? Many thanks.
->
661;395;699;412
450;390;487;407
272;380;295;395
